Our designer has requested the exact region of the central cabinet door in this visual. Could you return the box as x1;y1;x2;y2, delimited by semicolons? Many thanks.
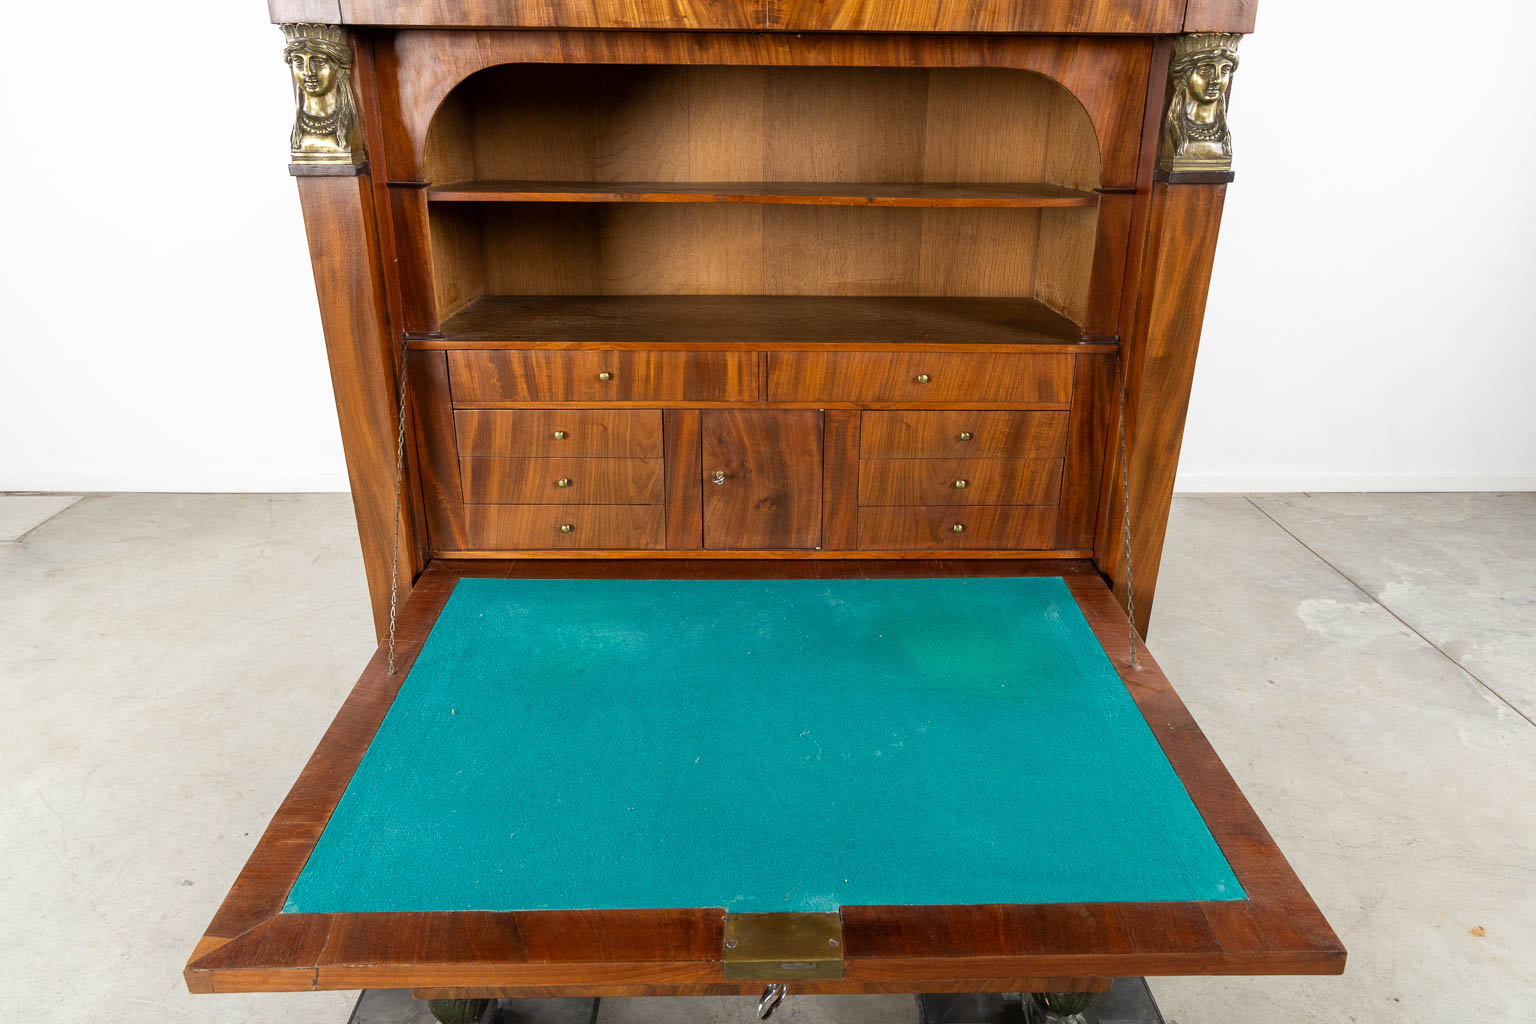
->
702;410;823;550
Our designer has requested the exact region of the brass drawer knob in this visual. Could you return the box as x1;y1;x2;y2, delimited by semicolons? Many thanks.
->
711;470;726;485
952;523;966;533
914;373;931;384
958;431;973;441
598;371;612;382
556;478;572;488
552;430;567;440
953;479;968;489
559;523;573;533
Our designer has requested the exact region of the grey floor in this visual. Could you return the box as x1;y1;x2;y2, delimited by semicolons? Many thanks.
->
2;493;1532;1023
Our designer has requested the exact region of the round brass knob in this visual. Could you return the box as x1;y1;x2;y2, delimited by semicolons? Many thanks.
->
598;371;612;382
958;431;973;441
559;523;573;533
556;478;571;488
711;470;726;486
954;479;968;489
552;430;567;440
952;523;965;533
914;373;931;384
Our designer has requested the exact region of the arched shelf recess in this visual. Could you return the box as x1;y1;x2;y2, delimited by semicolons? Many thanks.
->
420;64;1104;348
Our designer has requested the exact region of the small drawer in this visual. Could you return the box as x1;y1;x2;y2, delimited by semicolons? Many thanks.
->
449;350;758;403
461;458;664;505
861;410;1068;459
455;410;662;458
858;458;1064;506
465;505;665;550
769;352;1072;404
858;505;1057;550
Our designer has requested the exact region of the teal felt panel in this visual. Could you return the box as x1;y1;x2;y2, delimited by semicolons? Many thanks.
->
283;577;1243;913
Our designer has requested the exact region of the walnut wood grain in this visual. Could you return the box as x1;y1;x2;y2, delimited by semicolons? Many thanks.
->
466;505;665;550
407;350;468;550
380;33;1150;189
702;410;823;550
1057;354;1114;551
663;411;704;549
858;506;1058;551
460;458;663;506
455;410;663;459
297;173;419;639
436;296;1087;349
860;411;1069;460
1098;185;1228;635
821;411;860;551
188;559;1340;995
308;0;1191;35
447;350;758;404
770;353;1073;405
429;181;1100;208
859;458;1064;508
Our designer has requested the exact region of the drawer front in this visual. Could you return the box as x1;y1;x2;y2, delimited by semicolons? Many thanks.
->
861;410;1069;459
461;458;663;505
465;504;665;550
455;410;663;458
449;350;758;403
858;458;1064;507
769;352;1072;404
858;505;1057;550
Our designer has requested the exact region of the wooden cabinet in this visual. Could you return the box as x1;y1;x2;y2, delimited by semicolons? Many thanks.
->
190;4;1348;1011
702;410;823;550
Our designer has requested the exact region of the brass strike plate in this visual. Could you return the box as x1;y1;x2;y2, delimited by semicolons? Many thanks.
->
722;913;845;980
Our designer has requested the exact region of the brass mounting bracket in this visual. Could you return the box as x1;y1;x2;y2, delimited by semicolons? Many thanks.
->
722;913;845;980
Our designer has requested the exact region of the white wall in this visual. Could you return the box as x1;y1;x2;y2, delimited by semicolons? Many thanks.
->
1;0;1533;493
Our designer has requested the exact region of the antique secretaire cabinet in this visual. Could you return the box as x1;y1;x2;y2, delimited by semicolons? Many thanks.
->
187;1;1343;1020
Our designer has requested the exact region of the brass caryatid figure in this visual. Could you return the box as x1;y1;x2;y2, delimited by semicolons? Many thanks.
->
282;23;363;167
1160;33;1241;177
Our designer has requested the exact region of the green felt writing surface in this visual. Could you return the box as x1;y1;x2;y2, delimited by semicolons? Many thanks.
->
284;577;1243;913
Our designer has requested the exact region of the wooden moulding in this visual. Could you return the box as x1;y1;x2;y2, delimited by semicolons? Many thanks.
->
270;0;1233;34
186;559;1342;995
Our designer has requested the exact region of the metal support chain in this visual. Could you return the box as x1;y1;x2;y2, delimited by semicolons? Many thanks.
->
1117;356;1139;671
387;338;410;675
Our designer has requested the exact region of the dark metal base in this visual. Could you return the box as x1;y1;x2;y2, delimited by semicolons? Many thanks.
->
348;981;1164;1024
919;980;1165;1024
349;991;600;1024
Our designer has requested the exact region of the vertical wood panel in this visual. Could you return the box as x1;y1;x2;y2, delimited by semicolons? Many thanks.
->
407;350;468;551
1097;184;1228;635
1056;354;1113;551
297;173;416;638
663;410;704;549
822;410;860;550
702;410;823;550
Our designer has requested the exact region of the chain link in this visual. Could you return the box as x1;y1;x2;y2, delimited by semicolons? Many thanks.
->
1117;356;1139;671
387;339;410;675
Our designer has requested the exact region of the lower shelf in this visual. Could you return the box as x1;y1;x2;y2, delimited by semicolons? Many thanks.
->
430;295;1096;349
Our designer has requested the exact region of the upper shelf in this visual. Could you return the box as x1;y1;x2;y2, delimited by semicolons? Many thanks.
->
427;295;1107;350
427;180;1100;209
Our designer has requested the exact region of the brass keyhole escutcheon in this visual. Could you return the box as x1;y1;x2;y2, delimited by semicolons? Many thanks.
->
557;478;572;488
559;523;573;533
958;431;973;441
598;371;612;382
952;523;965;533
552;430;567;440
953;479;968;489
914;373;931;384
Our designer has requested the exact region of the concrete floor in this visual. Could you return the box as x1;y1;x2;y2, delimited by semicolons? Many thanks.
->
1;492;1532;1023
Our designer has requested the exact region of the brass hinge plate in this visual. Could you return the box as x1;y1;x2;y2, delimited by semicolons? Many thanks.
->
722;913;845;980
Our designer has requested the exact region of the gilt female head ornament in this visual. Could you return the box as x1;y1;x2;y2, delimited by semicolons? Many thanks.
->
282;23;363;167
1160;33;1241;177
